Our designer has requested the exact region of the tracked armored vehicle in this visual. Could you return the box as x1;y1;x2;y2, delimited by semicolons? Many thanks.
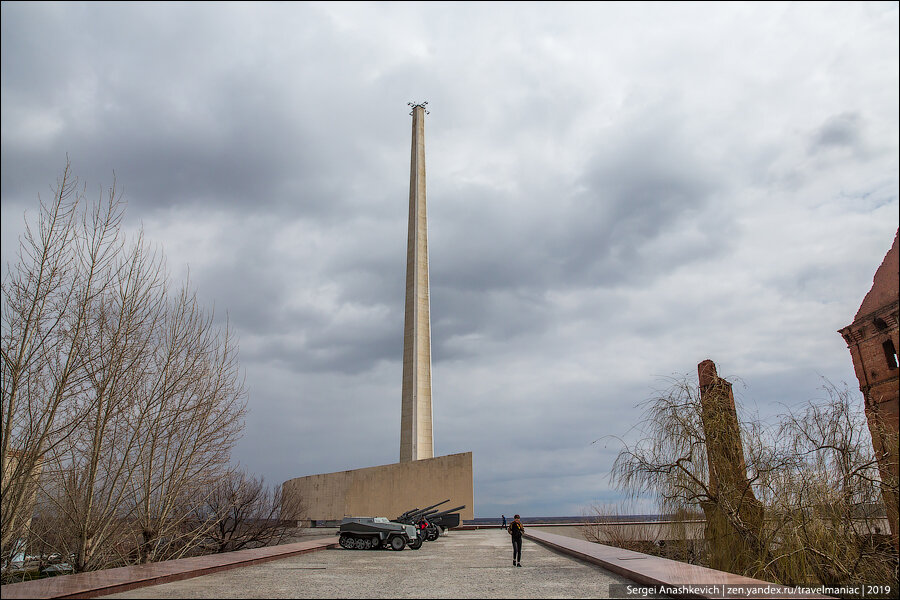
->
337;517;422;550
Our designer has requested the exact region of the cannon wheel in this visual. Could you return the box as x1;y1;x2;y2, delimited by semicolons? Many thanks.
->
427;529;439;542
408;536;423;550
390;536;405;551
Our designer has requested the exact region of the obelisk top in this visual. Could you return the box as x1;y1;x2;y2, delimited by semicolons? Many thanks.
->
407;100;430;115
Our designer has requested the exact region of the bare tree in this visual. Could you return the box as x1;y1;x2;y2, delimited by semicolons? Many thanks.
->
766;385;897;587
126;286;246;563
582;503;703;563
42;222;168;572
2;162;247;574
582;503;659;551
608;373;897;587
2;161;116;563
198;470;305;553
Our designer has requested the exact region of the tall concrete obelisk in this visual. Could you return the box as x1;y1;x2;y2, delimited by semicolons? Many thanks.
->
400;102;433;463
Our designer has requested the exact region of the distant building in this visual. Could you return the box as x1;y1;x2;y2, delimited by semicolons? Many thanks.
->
2;449;44;560
838;228;899;550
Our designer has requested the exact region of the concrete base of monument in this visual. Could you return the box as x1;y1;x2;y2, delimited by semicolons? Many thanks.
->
282;451;474;522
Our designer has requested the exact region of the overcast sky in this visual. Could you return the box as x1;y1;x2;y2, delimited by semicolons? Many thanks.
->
2;2;898;518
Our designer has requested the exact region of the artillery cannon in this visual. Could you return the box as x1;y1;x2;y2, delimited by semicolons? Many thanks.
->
395;500;448;543
419;505;466;540
393;503;466;542
393;500;466;541
395;499;449;524
336;516;421;550
426;505;465;530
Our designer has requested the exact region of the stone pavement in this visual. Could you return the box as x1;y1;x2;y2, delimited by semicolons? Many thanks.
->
100;529;636;599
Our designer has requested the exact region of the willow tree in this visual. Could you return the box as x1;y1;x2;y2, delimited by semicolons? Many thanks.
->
608;369;895;587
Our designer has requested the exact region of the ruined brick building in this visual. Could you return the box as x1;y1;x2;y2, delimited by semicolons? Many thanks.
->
838;228;899;550
697;359;765;574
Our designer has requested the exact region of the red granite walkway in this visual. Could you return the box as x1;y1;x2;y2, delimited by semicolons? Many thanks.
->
524;529;831;599
0;536;338;599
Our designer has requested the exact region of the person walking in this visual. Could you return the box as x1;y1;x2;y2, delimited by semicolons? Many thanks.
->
507;514;524;567
501;514;507;529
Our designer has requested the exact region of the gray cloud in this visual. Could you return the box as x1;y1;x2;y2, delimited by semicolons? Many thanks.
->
810;112;864;152
2;1;897;517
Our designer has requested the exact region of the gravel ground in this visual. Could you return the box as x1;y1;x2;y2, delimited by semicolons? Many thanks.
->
100;528;638;599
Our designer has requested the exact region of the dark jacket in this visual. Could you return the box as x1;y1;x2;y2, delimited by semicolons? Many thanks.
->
507;521;524;539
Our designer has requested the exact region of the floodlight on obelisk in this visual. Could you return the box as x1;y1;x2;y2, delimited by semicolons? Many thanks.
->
407;101;429;115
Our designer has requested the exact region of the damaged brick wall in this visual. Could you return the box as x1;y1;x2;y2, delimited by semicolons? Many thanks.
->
838;228;899;551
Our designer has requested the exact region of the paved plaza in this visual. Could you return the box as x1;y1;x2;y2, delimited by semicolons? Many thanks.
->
100;529;636;599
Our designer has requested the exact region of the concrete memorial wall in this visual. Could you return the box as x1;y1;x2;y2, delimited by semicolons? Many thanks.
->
283;452;474;523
